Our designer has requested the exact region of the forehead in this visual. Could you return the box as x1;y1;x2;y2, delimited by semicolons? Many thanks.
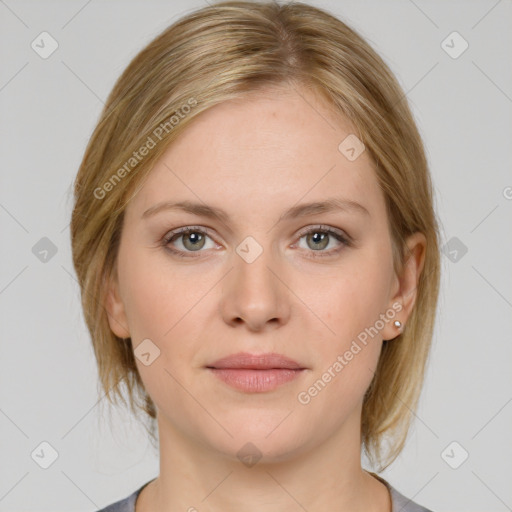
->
129;86;385;221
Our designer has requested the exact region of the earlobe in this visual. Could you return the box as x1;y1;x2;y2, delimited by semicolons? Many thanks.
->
383;232;427;341
105;270;130;339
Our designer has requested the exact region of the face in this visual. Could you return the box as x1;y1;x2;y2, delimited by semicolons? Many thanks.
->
106;86;422;463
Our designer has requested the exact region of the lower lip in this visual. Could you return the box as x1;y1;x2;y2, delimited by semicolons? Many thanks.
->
207;368;305;392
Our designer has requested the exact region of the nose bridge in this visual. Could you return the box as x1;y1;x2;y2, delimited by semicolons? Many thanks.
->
221;234;289;329
234;234;279;301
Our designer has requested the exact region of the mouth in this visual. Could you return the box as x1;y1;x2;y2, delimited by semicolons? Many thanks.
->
207;352;304;370
205;352;307;393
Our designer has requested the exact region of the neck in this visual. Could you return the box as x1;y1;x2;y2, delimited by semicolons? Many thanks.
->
136;407;391;512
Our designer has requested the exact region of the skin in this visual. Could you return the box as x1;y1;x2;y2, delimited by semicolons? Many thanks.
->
106;84;426;512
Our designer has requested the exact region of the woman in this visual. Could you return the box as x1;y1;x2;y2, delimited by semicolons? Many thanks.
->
71;1;440;510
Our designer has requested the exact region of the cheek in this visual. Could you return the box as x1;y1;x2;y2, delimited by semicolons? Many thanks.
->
123;275;171;340
306;250;392;387
324;265;391;343
119;256;210;379
120;261;200;412
297;268;387;417
120;251;199;341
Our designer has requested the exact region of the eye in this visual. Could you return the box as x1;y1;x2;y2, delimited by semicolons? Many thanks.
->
294;225;351;258
162;226;218;257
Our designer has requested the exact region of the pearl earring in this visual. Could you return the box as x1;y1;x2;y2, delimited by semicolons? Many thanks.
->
394;320;403;331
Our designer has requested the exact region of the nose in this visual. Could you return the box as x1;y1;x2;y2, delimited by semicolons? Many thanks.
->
220;246;291;332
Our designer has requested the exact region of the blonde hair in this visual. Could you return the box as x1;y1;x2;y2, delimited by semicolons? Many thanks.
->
70;0;441;472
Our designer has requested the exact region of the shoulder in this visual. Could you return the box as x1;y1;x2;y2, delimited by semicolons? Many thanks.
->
388;485;434;512
96;475;435;512
95;480;153;512
369;472;435;512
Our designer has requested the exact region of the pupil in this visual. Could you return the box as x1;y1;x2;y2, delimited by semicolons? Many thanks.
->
310;232;327;249
189;233;201;244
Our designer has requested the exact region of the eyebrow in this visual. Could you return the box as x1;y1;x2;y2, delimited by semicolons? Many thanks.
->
141;197;370;222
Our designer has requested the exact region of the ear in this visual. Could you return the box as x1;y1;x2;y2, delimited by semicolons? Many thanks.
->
104;266;130;339
382;231;427;341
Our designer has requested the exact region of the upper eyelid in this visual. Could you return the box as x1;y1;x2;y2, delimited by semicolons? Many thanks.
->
296;224;346;237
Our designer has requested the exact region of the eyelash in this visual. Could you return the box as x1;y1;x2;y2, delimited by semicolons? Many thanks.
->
161;225;351;260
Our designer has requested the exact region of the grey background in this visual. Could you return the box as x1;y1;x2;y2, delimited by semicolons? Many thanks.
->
1;0;511;511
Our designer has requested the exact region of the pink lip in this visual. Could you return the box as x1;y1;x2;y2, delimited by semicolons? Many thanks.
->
206;352;306;393
207;352;304;370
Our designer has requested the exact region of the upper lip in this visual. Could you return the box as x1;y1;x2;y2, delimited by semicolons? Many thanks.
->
207;352;305;370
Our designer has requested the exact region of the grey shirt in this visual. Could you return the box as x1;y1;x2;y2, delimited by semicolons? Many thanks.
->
96;474;433;512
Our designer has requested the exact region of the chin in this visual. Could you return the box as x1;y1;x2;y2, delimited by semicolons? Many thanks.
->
201;414;313;463
213;436;307;467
